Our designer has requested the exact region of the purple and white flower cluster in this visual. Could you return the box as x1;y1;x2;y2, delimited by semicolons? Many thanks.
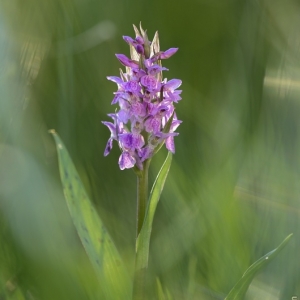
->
102;24;182;170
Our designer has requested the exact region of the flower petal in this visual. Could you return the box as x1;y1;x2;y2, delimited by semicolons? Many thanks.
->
123;36;135;45
159;48;178;59
147;65;168;76
166;136;175;153
118;152;136;170
144;117;161;133
117;109;130;124
104;138;113;156
107;76;123;85
139;146;154;162
140;75;160;92
102;121;116;137
124;80;141;93
164;79;182;91
119;133;144;150
116;54;139;68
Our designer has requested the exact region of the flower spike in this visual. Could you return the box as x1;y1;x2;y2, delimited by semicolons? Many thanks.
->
103;24;182;170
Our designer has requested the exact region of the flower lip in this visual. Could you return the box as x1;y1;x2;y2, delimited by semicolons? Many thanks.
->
119;132;145;151
119;151;136;170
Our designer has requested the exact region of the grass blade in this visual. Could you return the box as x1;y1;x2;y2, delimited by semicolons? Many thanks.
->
225;233;293;300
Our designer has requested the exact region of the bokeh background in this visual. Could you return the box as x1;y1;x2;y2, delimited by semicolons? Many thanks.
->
0;0;300;299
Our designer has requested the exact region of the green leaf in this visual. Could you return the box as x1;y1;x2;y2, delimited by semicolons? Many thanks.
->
225;233;293;300
0;279;26;300
50;130;131;300
156;278;173;300
156;278;166;300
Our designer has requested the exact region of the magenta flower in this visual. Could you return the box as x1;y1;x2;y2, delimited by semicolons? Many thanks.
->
103;24;182;170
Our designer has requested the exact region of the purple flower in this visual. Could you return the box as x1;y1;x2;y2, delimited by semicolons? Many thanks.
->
150;48;178;63
103;24;182;170
165;118;182;153
144;116;161;133
147;65;168;76
124;80;141;94
101;113;124;156
123;36;145;54
119;133;144;152
140;75;160;92
116;54;139;68
119;151;136;170
159;48;178;59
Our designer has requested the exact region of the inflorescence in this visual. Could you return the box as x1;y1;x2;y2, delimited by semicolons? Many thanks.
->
102;24;182;170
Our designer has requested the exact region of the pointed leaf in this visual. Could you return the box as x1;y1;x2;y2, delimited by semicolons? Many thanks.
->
225;233;293;300
156;278;173;300
156;278;166;300
50;130;131;300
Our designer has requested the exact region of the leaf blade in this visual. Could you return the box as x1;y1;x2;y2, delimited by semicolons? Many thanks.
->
50;130;131;300
225;233;293;300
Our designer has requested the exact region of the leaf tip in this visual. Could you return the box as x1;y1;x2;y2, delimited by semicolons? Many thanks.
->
283;233;293;244
48;129;56;135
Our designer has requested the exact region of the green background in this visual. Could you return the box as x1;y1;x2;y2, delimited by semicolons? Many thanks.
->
0;0;299;299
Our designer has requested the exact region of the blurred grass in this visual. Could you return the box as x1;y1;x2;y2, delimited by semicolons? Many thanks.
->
0;0;300;299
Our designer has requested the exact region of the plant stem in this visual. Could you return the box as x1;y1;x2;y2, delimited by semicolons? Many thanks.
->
133;159;150;300
136;159;150;238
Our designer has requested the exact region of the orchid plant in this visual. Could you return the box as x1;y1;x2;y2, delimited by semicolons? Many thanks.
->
102;24;182;299
102;24;181;243
50;24;292;300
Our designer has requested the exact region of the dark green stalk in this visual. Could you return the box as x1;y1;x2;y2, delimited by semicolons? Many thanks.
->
133;158;150;300
136;159;150;238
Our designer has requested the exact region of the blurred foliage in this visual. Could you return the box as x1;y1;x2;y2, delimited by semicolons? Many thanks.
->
0;0;299;299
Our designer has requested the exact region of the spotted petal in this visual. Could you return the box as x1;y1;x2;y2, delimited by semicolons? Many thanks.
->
119;152;136;170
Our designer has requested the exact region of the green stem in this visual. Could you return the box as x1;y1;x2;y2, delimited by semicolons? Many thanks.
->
136;159;150;238
133;159;150;300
